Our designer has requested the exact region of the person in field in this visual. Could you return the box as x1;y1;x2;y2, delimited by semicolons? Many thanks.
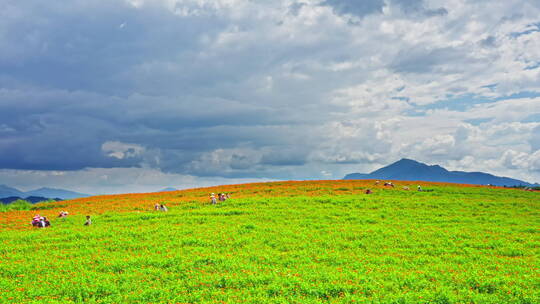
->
84;215;92;226
32;215;48;227
219;193;228;202
160;204;168;212
365;189;372;194
42;217;51;227
210;193;217;205
31;215;42;227
58;211;69;218
154;203;160;211
417;185;422;191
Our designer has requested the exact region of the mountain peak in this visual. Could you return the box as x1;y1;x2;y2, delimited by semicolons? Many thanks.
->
370;158;446;177
33;187;53;191
159;187;178;192
396;158;420;164
390;158;426;168
0;185;88;200
344;158;536;186
0;185;25;197
25;187;89;199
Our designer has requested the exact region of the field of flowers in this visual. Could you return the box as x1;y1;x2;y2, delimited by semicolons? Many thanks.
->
0;180;538;303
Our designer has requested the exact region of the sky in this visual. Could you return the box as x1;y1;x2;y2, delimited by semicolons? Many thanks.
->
1;0;539;194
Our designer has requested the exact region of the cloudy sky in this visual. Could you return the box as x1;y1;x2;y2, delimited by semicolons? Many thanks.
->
1;0;539;194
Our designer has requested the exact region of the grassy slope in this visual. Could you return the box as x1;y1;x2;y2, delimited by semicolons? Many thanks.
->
0;180;538;303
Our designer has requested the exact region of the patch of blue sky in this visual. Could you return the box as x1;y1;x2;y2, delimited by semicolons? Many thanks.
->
464;118;493;125
421;93;495;112
525;62;540;70
494;91;540;102
481;83;498;91
522;113;540;123
404;91;540;117
510;22;540;38
403;109;428;117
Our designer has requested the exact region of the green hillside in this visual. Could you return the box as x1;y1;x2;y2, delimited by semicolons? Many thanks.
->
0;181;538;303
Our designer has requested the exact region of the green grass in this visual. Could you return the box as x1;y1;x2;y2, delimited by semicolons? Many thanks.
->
0;184;538;303
0;199;34;212
0;199;65;212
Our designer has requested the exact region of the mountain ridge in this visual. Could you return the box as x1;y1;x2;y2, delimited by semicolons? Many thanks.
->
159;187;178;192
344;158;538;187
0;185;88;200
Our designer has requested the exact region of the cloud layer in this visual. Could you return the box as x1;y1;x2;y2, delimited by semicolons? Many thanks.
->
1;0;539;193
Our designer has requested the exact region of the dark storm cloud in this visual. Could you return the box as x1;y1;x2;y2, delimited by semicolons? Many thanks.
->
0;90;143;170
0;87;322;173
0;1;229;96
0;0;361;179
260;148;308;166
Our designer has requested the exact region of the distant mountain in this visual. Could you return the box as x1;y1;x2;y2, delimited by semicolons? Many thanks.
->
25;187;88;200
159;187;178;192
0;196;62;204
0;185;25;198
0;196;26;204
0;185;88;200
344;158;539;187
